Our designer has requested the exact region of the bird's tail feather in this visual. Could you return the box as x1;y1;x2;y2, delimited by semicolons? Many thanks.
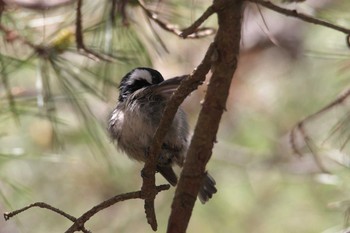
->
157;165;178;186
198;172;217;204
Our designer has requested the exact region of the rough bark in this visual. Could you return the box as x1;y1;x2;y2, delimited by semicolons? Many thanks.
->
167;0;244;232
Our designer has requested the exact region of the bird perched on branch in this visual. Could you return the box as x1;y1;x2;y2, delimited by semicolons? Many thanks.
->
108;67;217;203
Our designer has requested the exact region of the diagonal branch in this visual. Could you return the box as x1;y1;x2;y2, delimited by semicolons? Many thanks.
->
141;42;215;231
75;0;113;61
65;184;170;233
138;0;215;39
0;0;5;19
248;0;350;35
180;5;216;38
4;202;77;222
4;185;170;233
289;88;350;170
167;0;244;232
4;202;90;233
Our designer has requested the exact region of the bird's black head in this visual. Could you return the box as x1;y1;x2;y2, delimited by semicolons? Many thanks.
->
118;67;164;101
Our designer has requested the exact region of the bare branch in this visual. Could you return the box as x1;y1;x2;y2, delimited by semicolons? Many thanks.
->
248;0;350;35
4;202;76;222
290;88;350;150
138;0;215;39
303;89;350;124
290;126;302;157
4;185;170;233
4;203;91;233
0;0;5;18
141;43;216;231
75;0;84;46
75;0;113;62
167;0;244;231
65;184;170;233
289;89;350;171
297;122;330;173
180;5;216;38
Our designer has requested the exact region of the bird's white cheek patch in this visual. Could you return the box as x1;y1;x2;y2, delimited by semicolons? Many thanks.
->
110;110;124;125
129;69;153;84
117;111;124;122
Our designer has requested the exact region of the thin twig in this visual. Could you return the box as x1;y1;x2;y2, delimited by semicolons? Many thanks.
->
75;0;113;62
0;0;5;19
4;202;76;222
75;0;84;49
289;88;350;171
118;0;130;25
290;126;302;157
290;88;350;156
180;5;216;38
66;184;170;233
144;14;169;53
141;43;215;231
4;202;90;232
297;123;330;173
0;23;54;59
138;0;215;39
302;89;350;123
321;111;350;147
0;23;37;50
248;0;350;35
0;56;19;123
4;185;170;233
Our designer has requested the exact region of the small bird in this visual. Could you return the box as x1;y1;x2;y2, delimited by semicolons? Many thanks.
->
108;67;217;203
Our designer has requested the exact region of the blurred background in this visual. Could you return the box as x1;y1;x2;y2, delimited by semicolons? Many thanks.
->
2;0;350;232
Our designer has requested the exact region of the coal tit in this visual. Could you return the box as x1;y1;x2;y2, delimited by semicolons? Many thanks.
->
108;67;217;203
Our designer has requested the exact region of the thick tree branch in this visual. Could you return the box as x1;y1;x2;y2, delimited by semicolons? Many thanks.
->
167;0;244;232
141;43;215;231
248;0;350;35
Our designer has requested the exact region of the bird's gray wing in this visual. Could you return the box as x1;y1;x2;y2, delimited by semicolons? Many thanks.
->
151;75;188;98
